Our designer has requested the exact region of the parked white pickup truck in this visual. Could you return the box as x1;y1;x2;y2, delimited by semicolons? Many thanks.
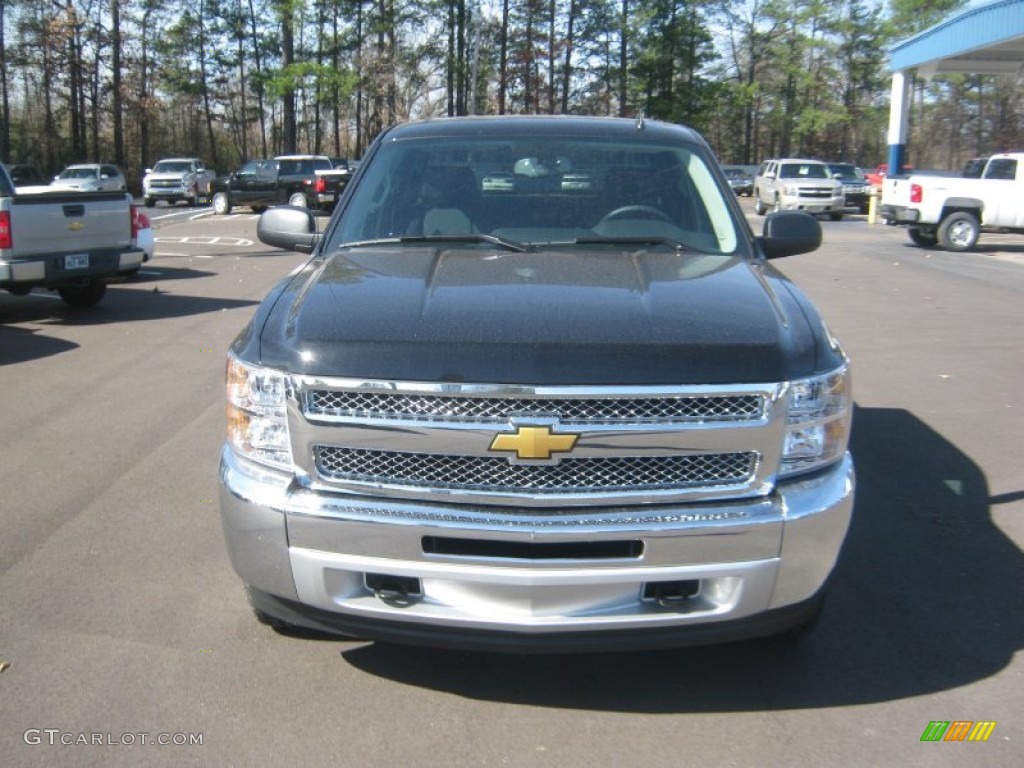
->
879;152;1024;251
0;165;146;307
142;157;216;208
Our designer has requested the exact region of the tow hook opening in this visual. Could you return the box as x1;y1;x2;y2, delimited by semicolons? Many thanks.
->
643;580;700;608
365;573;422;608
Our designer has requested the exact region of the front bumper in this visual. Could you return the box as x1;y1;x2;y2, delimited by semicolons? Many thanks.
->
779;195;844;214
842;190;870;209
219;447;854;650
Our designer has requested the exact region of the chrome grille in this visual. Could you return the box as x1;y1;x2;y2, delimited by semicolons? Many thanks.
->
314;446;758;494
797;188;834;199
305;391;764;424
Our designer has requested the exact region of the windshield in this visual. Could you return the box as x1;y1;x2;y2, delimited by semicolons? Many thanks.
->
153;161;194;173
828;164;863;180
328;133;741;255
779;163;829;180
59;167;99;180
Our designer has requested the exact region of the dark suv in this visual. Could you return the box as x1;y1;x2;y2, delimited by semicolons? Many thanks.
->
826;163;871;214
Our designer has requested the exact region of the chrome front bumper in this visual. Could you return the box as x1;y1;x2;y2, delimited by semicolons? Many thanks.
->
219;446;854;645
781;196;845;213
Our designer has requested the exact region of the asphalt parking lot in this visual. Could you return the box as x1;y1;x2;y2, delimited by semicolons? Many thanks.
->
1;203;1021;767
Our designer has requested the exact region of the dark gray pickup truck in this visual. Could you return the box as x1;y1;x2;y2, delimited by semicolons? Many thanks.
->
219;116;854;652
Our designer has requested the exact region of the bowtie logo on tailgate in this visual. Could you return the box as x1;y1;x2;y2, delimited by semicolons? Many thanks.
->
489;425;579;461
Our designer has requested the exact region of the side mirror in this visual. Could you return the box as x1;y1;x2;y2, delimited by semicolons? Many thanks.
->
758;211;822;259
257;205;319;253
144;168;152;175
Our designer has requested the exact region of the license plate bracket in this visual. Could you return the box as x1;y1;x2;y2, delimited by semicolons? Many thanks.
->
64;253;89;270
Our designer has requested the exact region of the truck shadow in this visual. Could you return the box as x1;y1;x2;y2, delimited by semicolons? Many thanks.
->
0;281;258;363
0;324;79;365
339;405;1023;712
969;242;1024;254
119;265;219;284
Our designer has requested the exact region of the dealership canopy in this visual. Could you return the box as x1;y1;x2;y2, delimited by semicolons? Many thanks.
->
886;0;1024;171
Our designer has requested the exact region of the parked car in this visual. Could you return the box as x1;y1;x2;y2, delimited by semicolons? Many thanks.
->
754;159;844;220
481;172;515;192
135;209;154;263
880;152;1024;251
210;155;349;214
826;162;871;214
864;162;913;187
142;157;216;207
2;163;47;188
0;164;144;306
721;166;753;196
51;163;127;192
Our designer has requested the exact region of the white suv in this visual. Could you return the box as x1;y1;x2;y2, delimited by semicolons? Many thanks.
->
754;159;845;221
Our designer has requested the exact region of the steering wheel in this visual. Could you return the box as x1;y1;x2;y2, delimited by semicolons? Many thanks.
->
598;205;673;224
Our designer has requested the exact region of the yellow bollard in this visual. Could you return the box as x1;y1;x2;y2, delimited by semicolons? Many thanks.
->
867;186;879;224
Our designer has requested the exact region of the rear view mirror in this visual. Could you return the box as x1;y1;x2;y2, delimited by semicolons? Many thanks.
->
257;205;319;253
758;211;822;259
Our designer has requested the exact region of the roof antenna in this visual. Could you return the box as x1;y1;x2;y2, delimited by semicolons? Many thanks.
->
635;111;646;131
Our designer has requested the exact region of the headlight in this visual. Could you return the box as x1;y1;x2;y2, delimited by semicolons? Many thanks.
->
226;354;293;470
780;365;851;478
783;184;799;196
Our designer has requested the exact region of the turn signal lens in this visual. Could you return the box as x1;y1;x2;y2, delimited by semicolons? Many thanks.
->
225;354;293;470
780;366;852;477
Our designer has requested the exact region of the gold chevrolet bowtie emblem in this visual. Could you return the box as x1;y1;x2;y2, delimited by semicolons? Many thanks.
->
490;426;579;460
68;222;84;231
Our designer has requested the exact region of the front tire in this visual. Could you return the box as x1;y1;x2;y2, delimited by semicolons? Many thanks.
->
753;191;766;215
58;281;106;308
212;191;232;215
144;198;155;208
829;212;843;222
937;211;980;251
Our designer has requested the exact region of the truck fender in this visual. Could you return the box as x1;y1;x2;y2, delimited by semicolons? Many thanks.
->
941;198;983;219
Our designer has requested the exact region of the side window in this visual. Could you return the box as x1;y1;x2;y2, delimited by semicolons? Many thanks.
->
983;159;1017;181
257;161;278;182
238;161;259;177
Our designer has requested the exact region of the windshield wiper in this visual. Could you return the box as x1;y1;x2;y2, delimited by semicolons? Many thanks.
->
340;234;532;252
562;236;707;253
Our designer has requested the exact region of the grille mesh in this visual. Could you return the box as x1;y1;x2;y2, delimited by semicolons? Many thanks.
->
314;446;758;494
305;391;764;424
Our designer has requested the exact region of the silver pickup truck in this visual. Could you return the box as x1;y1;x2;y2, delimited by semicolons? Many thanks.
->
0;165;146;307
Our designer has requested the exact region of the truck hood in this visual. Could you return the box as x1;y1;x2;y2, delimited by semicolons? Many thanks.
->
257;246;832;385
